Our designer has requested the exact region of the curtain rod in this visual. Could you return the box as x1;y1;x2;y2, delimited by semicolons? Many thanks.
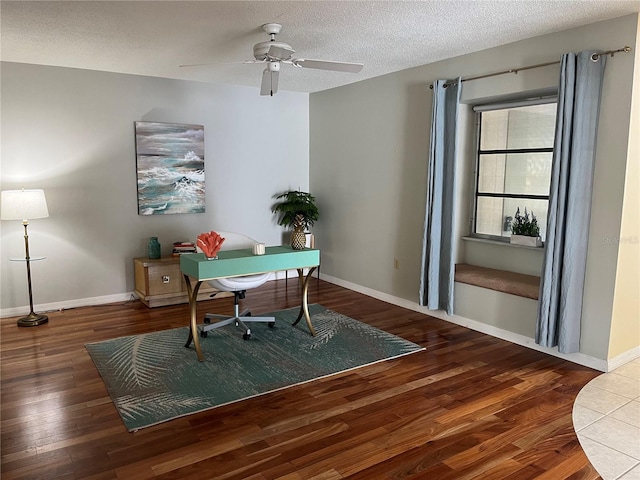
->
430;46;632;89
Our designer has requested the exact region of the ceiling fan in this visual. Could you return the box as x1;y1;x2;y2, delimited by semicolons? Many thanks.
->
180;23;364;96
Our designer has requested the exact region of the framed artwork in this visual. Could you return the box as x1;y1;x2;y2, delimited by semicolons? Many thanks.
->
135;121;205;215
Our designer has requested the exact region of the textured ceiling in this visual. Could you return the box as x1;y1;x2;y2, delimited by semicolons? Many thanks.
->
1;1;639;94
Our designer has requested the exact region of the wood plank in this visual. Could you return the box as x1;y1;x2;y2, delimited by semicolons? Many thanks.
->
1;279;601;479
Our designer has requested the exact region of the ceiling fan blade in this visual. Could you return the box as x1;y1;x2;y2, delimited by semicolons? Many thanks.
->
267;45;295;61
260;69;279;96
179;60;263;68
179;62;219;68
293;59;363;73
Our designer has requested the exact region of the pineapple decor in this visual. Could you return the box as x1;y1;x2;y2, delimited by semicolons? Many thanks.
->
271;190;319;250
290;214;308;250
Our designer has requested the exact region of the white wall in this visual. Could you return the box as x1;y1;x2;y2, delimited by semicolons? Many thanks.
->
310;14;638;363
0;63;309;311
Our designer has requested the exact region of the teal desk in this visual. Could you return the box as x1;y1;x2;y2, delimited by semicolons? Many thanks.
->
180;246;321;361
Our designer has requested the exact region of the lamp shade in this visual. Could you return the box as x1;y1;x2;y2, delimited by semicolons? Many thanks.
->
1;189;49;221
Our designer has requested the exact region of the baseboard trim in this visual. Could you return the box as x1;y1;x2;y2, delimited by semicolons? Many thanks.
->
3;274;635;373
0;274;288;319
320;273;614;372
608;346;640;372
1;292;136;318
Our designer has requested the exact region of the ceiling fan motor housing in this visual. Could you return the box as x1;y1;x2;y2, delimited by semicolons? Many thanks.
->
253;41;294;61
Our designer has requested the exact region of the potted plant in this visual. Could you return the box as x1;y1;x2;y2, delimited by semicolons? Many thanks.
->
510;207;542;247
271;190;319;250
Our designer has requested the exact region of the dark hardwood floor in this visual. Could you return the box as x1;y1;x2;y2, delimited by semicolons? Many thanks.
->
1;278;601;479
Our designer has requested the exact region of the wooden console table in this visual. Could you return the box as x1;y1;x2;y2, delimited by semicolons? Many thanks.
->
180;246;321;362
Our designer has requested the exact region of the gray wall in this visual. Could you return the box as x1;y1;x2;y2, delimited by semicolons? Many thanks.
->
1;63;309;310
310;14;638;362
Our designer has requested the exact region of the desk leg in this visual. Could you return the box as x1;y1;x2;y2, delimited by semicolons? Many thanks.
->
292;266;317;336
183;275;205;362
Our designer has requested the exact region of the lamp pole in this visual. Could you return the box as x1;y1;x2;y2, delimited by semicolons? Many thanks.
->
18;219;48;327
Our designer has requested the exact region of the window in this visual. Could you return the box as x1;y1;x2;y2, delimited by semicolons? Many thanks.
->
472;99;557;241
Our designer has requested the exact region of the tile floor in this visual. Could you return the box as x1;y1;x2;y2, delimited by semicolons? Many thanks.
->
573;358;640;480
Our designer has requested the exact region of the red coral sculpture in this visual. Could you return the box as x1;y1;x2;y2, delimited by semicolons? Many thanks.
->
197;231;225;259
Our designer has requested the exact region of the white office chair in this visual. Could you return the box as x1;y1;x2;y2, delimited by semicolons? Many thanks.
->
199;231;275;340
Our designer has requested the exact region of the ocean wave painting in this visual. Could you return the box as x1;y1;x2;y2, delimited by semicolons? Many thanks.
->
135;122;205;215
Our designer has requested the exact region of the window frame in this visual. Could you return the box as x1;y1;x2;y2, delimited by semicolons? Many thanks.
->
470;97;557;243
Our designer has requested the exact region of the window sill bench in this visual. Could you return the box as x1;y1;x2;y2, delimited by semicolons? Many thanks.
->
454;263;540;300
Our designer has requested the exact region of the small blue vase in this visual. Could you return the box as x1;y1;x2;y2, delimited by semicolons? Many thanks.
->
148;237;161;259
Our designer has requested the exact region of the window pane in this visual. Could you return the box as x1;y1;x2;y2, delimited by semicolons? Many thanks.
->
478;152;552;195
475;196;507;237
476;197;549;240
480;103;556;150
477;153;506;194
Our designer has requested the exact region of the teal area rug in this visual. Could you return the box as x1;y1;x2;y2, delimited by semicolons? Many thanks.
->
85;304;424;432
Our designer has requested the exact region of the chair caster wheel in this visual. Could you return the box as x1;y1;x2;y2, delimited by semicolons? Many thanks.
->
243;333;251;340
268;322;275;328
203;317;211;324
200;331;208;338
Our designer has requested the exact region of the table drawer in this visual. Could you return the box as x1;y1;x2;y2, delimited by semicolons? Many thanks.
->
147;263;183;296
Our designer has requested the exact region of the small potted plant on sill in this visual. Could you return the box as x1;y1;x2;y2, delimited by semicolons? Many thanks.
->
271;190;319;250
510;207;543;247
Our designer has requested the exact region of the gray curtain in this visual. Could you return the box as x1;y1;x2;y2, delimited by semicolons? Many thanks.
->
419;79;461;314
536;51;606;353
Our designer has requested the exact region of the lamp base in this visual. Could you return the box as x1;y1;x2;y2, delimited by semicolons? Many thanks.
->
17;312;49;327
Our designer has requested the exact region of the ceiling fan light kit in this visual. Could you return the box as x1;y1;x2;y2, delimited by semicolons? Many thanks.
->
181;23;363;97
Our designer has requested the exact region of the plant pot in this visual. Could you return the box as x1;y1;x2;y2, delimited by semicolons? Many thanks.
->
510;235;542;247
290;229;307;250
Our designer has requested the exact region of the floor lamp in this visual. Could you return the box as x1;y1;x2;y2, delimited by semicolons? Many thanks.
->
1;189;50;327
